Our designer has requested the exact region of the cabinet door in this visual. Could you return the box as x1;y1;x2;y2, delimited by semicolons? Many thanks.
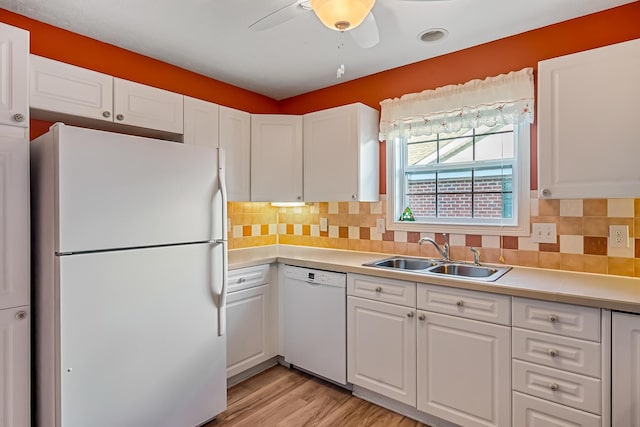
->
538;38;640;198
30;55;113;122
219;106;251;201
226;284;274;378
0;306;30;427
612;311;640;427
347;296;416;406
113;78;184;134
417;311;511;427
303;103;379;202
0;23;29;128
0;136;29;310
183;96;219;148
251;114;302;202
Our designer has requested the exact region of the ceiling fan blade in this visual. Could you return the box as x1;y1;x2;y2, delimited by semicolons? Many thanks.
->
249;1;309;31
349;12;379;48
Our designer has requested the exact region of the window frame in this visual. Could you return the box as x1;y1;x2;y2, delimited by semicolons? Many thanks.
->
386;123;530;236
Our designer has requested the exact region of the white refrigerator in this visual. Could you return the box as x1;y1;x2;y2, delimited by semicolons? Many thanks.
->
31;124;228;427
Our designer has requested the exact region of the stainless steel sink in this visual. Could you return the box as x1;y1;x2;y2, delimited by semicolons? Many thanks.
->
366;257;441;271
429;264;511;281
363;257;511;282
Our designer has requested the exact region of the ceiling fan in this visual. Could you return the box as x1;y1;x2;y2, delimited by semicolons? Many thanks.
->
249;0;449;49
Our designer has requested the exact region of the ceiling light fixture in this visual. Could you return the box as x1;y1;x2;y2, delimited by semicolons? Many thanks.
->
310;0;376;31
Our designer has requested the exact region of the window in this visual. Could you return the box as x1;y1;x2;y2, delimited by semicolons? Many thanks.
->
380;68;534;236
388;122;530;235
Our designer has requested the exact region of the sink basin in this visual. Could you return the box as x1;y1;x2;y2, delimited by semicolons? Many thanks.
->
365;257;441;271
426;263;511;281
363;257;511;281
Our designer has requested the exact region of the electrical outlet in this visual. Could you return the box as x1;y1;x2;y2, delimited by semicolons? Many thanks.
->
376;218;386;234
320;218;328;232
531;223;557;243
609;225;629;248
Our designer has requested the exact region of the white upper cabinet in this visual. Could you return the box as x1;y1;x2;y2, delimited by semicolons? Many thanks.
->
251;114;302;202
0;135;30;310
303;103;379;202
183;96;219;148
113;78;183;133
30;54;113;122
538;38;640;199
0;23;29;128
30;55;184;134
220;106;251;201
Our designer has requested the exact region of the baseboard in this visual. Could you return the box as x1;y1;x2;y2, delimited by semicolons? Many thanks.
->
226;357;279;388
352;385;460;427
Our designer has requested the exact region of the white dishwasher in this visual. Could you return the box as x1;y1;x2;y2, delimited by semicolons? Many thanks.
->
283;265;347;385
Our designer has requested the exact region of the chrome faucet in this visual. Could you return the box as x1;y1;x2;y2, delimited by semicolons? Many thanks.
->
470;247;481;266
418;234;450;261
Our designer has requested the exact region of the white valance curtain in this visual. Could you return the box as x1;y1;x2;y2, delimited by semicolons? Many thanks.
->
379;67;535;140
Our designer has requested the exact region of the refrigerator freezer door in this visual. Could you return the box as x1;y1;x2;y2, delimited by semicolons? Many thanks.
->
50;125;220;253
57;243;226;427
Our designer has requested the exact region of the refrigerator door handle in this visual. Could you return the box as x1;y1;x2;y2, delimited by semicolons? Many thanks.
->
217;147;228;337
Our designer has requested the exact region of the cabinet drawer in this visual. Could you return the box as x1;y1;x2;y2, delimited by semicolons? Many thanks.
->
347;274;415;307
513;298;600;341
228;264;270;293
513;328;601;378
513;360;601;414
417;283;511;325
513;392;600;427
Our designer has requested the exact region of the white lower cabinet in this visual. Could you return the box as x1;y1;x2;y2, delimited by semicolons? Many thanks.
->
347;295;416;406
416;311;511;427
226;265;276;378
612;311;640;427
0;306;30;427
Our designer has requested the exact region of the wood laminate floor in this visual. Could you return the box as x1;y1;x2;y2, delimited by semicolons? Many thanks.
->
204;365;430;427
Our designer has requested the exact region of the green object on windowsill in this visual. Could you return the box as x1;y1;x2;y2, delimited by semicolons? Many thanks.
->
399;206;415;221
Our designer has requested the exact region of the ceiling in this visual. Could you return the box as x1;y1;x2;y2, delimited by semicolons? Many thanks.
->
1;0;635;100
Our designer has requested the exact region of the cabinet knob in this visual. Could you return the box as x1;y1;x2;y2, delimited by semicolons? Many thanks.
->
548;349;559;357
418;314;426;321
407;312;414;318
116;114;125;121
296;196;302;200
455;300;464;307
15;310;27;320
375;286;382;292
12;113;25;122
351;194;357;200
548;314;559;323
238;277;246;283
549;383;560;391
103;111;111;118
541;188;551;197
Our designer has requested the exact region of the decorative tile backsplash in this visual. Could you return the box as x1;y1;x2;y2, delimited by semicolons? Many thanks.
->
228;196;640;278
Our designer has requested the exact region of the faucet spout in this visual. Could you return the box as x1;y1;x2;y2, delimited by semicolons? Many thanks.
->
418;237;450;261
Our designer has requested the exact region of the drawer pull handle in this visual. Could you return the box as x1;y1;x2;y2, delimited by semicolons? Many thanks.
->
238;277;246;283
548;314;559;323
15;310;27;320
375;286;382;292
455;300;464;307
418;314;426;321
407;312;414;318
549;383;560;391
548;349;559;357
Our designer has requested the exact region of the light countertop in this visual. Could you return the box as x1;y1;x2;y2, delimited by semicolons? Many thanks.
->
229;245;640;313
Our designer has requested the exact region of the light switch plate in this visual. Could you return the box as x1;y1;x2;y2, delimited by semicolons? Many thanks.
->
320;217;328;232
376;218;386;234
532;223;557;243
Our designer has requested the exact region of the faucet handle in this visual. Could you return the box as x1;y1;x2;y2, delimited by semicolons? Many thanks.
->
470;247;481;266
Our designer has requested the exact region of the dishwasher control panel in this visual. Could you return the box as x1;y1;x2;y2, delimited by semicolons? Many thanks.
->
283;265;346;288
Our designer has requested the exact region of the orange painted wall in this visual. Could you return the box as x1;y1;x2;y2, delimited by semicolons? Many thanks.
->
278;1;640;194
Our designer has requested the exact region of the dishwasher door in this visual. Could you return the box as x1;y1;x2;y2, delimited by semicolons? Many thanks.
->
283;266;347;385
